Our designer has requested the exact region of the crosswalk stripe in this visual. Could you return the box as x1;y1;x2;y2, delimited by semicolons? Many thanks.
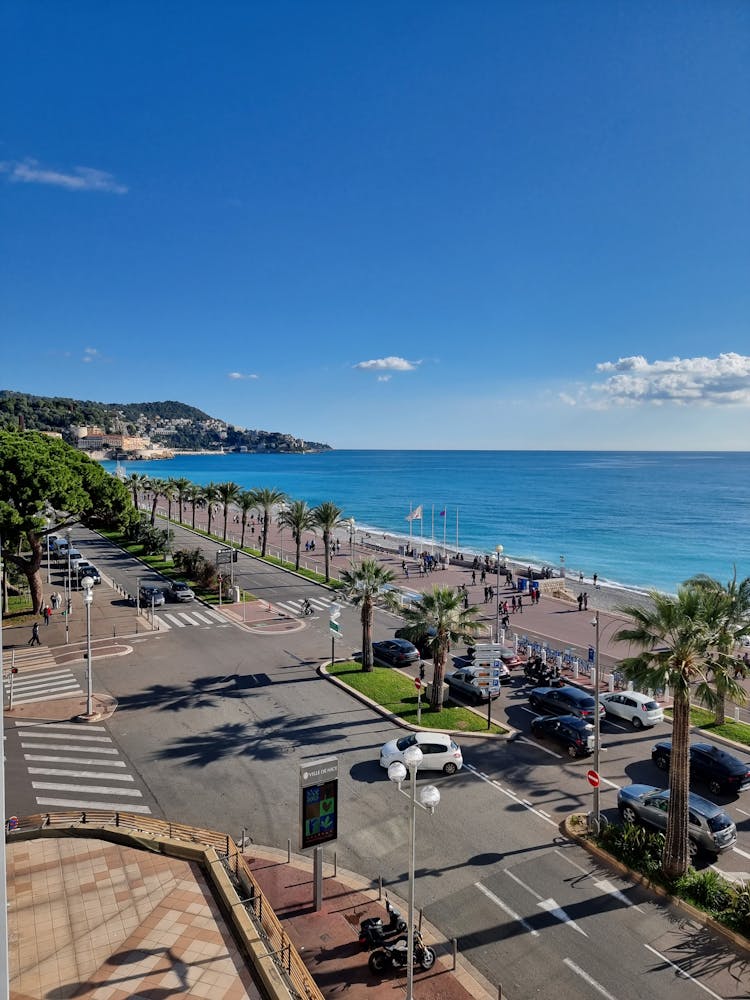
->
16;721;107;731
190;611;213;624
10;677;80;693
21;742;118;754
28;768;135;781
276;602;298;615
203;609;226;622
36;797;152;814
32;781;143;797
5;668;74;684
24;754;126;766
11;690;82;706
20;732;112;743
176;612;200;625
164;613;186;627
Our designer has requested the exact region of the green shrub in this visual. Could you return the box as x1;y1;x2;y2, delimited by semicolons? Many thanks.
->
674;868;733;914
597;822;664;876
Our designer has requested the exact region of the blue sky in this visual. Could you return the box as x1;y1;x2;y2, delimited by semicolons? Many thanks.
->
2;1;748;449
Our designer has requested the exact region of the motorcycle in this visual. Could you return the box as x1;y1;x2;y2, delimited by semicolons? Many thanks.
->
359;896;407;951
368;927;436;974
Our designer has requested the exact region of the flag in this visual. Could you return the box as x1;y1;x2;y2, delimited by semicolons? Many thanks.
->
406;505;423;521
439;509;446;517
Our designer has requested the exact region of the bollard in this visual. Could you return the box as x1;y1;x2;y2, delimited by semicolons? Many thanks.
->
498;986;503;1000
573;661;579;679
736;706;741;722
333;851;337;877
418;907;423;932
287;838;291;863
608;673;615;692
378;874;383;901
452;937;457;971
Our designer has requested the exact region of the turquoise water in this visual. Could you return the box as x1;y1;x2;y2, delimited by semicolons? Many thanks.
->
104;451;750;594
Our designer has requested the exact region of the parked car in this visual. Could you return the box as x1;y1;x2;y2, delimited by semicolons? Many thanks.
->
395;626;436;658
528;686;605;720
67;551;86;570
379;731;463;775
76;563;101;585
651;741;750;796
166;581;195;602
617;784;737;857
139;585;166;607
599;691;664;729
444;667;505;704
372;639;420;666
530;715;594;758
456;645;522;670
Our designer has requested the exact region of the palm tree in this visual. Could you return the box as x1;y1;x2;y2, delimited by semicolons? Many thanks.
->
147;478;166;526
687;572;750;725
248;487;288;557
217;481;241;541
237;490;256;548
312;501;343;582
173;477;192;525
614;586;717;879
124;472;148;511
201;482;221;537
277;499;316;570
162;479;178;522
399;585;482;710
339;559;397;671
184;483;202;530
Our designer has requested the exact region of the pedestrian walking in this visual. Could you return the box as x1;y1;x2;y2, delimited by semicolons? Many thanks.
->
43;605;51;625
593;573;598;587
471;570;476;586
577;593;583;611
480;568;486;584
51;592;59;610
511;595;517;613
583;592;589;610
28;621;41;646
483;586;489;603
518;595;523;613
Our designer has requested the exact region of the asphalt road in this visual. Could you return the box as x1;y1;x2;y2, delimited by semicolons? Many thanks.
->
6;523;750;1000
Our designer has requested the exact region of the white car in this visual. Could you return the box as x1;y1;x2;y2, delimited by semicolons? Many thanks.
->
599;691;664;729
379;732;463;775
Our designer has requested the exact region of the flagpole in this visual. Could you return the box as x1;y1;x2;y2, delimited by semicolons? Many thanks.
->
442;507;447;560
409;500;412;547
456;508;459;552
431;504;435;555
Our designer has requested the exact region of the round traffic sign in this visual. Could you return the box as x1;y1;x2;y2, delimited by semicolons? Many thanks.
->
7;816;18;831
587;769;600;787
414;677;422;691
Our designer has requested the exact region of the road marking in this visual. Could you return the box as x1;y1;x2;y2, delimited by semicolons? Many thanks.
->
16;721;106;732
36;797;153;814
191;611;214;624
464;765;557;826
24;754;126;767
177;612;201;625
474;882;539;937
21;742;119;754
32;782;144;796
516;736;562;759
736;808;750;817
28;767;135;781
593;879;643;912
643;944;724;999
204;610;226;622
554;848;591;875
20;732;113;743
563;958;618;999
505;869;588;936
732;845;750;860
164;613;186;627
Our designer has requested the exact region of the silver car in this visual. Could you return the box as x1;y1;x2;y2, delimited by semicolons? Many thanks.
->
617;784;737;857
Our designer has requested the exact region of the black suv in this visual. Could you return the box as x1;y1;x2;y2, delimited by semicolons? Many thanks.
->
528;686;605;720
651;740;750;797
531;715;595;758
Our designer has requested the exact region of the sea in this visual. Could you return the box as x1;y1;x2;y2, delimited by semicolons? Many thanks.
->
102;451;750;597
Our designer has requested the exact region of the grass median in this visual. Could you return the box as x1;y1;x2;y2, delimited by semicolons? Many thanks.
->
327;661;505;734
665;705;750;747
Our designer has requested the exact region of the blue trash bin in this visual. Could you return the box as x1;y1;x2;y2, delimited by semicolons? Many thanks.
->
518;579;527;592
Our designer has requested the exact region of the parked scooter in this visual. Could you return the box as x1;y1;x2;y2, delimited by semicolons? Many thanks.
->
524;657;563;687
359;897;407;950
368;927;436;974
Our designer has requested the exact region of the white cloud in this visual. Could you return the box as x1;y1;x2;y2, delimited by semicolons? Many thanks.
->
559;392;578;406
228;372;259;380
353;356;419;372
377;374;392;382
82;347;101;363
0;158;128;194
591;353;750;407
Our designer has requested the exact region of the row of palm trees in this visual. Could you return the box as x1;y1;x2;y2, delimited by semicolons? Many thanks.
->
123;472;344;580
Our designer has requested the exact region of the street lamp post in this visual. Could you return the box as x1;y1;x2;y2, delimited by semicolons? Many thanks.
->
65;526;72;610
591;610;601;828
45;516;51;585
387;747;440;1000
81;576;95;717
495;544;504;642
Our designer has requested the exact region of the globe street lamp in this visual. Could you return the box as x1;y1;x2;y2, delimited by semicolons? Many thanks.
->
591;610;602;829
80;575;95;718
387;746;440;1000
345;518;356;562
495;544;504;642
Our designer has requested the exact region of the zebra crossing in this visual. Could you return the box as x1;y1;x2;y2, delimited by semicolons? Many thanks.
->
153;607;231;631
15;720;152;815
4;664;83;706
275;595;339;618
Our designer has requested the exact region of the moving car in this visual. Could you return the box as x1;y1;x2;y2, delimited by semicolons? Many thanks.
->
139;585;166;607
444;666;505;704
456;646;522;670
395;626;436;658
530;715;594;757
617;784;737;857
651;741;750;796
528;686;605;720
372;639;420;666
166;581;195;602
379;732;463;775
76;563;101;585
599;691;664;729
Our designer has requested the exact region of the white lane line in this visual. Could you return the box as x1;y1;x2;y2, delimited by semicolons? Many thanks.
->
516;736;562;759
16;721;107;731
593;879;643;912
732;845;750;860
563;958;618;1000
505;869;588;936
28;768;134;781
163;613;186;627
465;765;557;827
474;882;539;938
22;742;118;754
505;868;542;900
32;782;143;796
36;797;152;814
24;755;126;767
736;808;750;817
643;944;724;999
19;732;113;743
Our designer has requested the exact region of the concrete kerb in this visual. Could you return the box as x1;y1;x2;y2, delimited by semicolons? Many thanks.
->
248;843;497;1000
319;661;517;741
562;814;750;957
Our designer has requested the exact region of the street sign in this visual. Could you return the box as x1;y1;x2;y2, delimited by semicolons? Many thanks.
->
7;816;18;831
216;548;233;566
329;602;342;638
587;769;600;787
300;757;338;850
414;677;422;691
